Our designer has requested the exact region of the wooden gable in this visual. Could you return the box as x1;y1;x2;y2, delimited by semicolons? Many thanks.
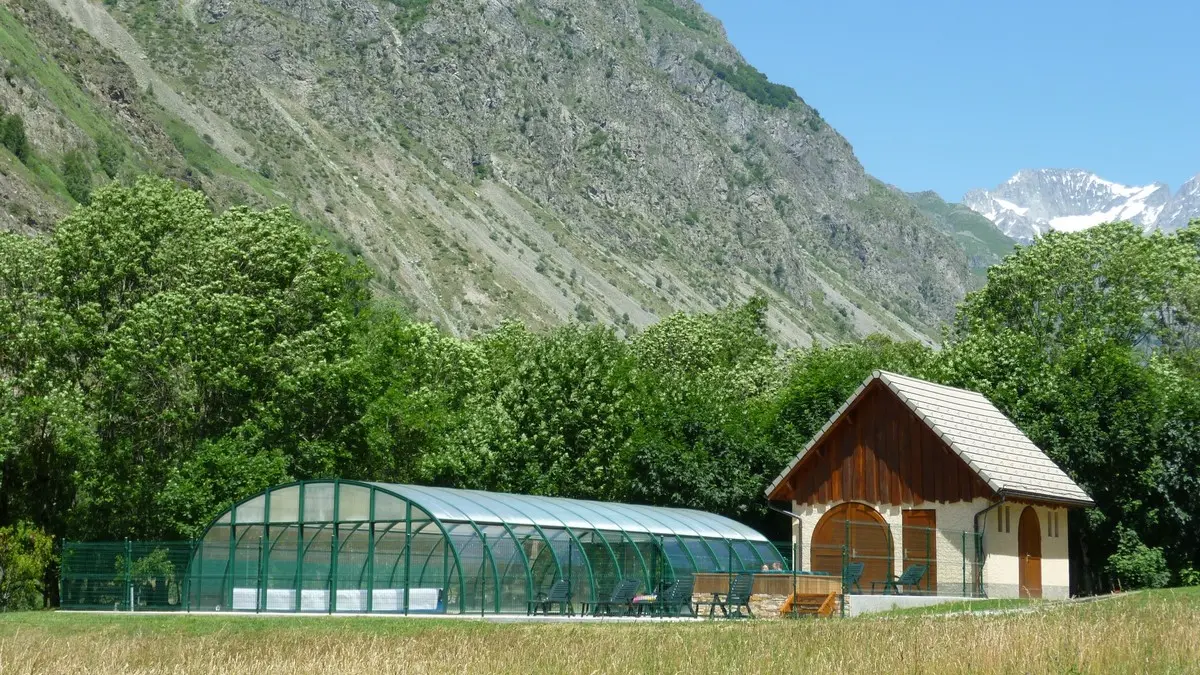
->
772;380;994;506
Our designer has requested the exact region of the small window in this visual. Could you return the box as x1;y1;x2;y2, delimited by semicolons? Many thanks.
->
1005;506;1011;533
997;506;1011;533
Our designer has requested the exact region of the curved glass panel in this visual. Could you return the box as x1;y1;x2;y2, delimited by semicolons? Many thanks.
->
188;480;779;615
368;483;768;541
268;486;300;523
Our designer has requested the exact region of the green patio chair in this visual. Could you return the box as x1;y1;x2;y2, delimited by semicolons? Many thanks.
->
653;576;696;617
696;573;755;619
871;564;928;595
587;578;641;616
842;561;865;594
528;580;574;616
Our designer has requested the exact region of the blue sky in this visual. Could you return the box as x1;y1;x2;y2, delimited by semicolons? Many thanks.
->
697;0;1199;201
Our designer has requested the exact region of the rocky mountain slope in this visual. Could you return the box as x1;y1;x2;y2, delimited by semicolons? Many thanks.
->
906;190;1015;280
964;168;1200;242
0;0;977;345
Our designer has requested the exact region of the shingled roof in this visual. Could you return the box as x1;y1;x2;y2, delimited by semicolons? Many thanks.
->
766;371;1094;506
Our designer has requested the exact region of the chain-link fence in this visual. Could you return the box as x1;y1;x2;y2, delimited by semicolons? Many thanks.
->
60;541;194;611
807;518;985;597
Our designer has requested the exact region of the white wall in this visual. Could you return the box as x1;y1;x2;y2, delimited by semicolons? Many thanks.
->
979;503;1070;599
793;498;1071;599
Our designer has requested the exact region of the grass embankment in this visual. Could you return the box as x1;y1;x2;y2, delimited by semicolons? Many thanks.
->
1;588;1197;674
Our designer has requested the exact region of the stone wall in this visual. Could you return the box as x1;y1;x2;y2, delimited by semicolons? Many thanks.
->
690;593;837;619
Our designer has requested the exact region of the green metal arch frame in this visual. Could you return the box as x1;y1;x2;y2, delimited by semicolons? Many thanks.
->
606;505;744;574
477;497;566;591
190;480;470;614
540;501;624;594
597;505;696;584
442;491;535;611
445;520;503;613
504;494;598;604
187;479;775;613
659;533;701;581
734;537;768;568
386;519;440;587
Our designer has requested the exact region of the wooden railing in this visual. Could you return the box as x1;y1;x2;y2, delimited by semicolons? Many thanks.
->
692;573;842;596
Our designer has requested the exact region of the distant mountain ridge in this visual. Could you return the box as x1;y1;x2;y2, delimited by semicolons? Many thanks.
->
963;169;1200;242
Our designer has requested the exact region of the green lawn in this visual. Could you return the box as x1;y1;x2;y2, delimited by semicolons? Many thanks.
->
1;588;1197;673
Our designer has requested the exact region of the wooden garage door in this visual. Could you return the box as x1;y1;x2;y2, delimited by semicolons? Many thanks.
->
811;503;892;591
902;509;937;594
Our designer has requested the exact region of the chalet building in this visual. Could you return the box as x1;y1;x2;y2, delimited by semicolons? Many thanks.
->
766;371;1093;599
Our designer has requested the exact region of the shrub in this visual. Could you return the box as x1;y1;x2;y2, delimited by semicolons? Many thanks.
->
694;53;799;109
0;522;55;611
95;134;126;179
1106;526;1171;589
1181;567;1200;587
62;149;93;204
1;113;30;163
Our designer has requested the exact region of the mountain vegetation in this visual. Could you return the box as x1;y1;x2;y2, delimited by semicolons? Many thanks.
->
1;181;1197;607
908;190;1017;279
0;0;983;346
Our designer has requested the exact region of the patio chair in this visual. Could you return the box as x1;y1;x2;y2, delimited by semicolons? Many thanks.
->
653;576;696;617
842;561;865;594
528;580;574;616
871;564;928;595
587;578;641;616
696;573;755;619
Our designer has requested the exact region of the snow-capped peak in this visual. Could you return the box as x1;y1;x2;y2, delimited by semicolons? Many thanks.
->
961;169;1192;242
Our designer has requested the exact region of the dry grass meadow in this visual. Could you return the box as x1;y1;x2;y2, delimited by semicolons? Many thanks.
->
1;588;1197;674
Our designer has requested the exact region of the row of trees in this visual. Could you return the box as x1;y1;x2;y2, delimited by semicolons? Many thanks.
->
0;178;1197;604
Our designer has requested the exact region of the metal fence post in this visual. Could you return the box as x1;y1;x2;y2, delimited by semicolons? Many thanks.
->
367;490;376;614
330;479;340;615
227;510;237;611
256;535;263;614
403;502;412;616
59;539;66;611
124;538;133;612
259;489;271;613
481;532;487;617
296;483;305;613
185;539;195;613
961;530;966;597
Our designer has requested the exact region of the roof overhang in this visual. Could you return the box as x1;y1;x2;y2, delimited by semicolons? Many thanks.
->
765;370;1095;506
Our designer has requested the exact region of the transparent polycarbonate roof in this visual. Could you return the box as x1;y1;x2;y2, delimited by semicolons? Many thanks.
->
368;483;770;541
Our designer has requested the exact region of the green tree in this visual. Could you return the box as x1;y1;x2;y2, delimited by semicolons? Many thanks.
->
626;298;783;529
0;178;372;540
61;149;92;204
95;134;126;179
434;321;637;500
938;222;1200;591
0;113;29;164
0;522;55;610
772;335;934;450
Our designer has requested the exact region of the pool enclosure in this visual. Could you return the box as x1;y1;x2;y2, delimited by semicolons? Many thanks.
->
185;480;785;614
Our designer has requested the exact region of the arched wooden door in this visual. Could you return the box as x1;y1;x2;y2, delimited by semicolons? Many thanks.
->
811;503;891;591
1018;506;1042;599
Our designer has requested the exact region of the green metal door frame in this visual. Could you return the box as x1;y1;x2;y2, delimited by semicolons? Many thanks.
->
443;491;536;612
546;502;623;592
486;499;565;587
597;505;699;581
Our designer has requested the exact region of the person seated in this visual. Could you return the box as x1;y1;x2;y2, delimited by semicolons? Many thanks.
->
760;564;770;572
771;562;785;573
